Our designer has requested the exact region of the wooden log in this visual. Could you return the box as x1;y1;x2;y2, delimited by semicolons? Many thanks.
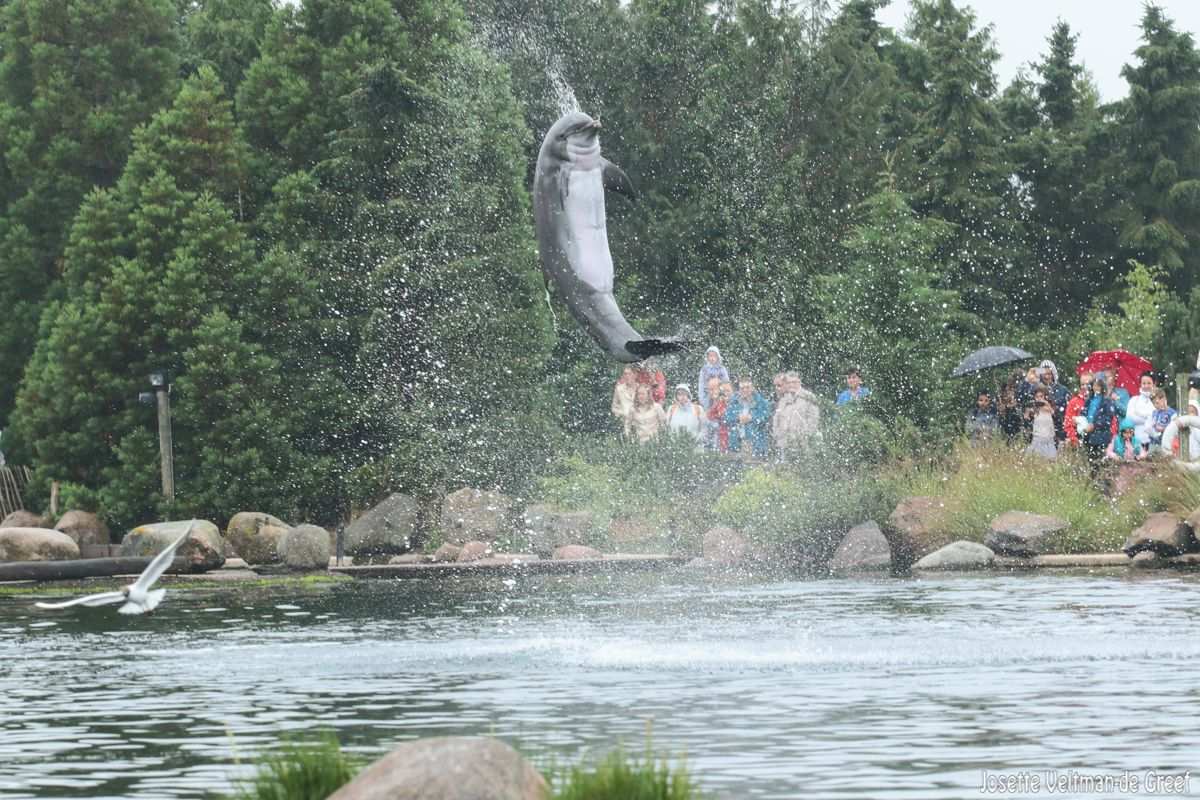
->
0;556;191;583
327;553;686;580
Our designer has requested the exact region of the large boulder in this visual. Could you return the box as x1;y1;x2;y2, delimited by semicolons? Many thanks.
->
913;540;994;571
702;526;748;565
53;510;112;548
1;510;49;529
0;528;80;561
829;521;892;573
328;736;549;800
441;488;512;546
1123;512;1195;558
431;543;462;563
344;493;420;557
225;512;290;564
984;511;1069;557
120;520;225;572
884;496;950;568
278;524;332;571
517;505;594;556
1186;507;1200;537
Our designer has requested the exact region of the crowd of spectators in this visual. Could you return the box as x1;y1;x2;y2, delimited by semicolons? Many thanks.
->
966;358;1199;469
610;346;867;459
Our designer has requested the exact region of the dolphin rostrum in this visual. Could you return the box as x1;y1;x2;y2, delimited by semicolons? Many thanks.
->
533;111;686;362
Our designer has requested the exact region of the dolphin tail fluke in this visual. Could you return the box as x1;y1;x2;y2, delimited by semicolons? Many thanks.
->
625;338;693;360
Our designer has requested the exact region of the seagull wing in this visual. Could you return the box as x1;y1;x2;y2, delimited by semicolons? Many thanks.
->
131;519;197;593
36;591;126;610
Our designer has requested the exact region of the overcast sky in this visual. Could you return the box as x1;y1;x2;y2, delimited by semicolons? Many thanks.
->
874;1;1200;102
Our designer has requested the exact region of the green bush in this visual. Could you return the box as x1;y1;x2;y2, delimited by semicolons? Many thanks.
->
553;747;704;800
230;734;359;800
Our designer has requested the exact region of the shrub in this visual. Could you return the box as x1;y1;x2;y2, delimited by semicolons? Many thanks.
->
230;734;359;800
553;747;704;800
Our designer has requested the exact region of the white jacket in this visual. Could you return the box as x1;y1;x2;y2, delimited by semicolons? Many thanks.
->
1124;392;1156;445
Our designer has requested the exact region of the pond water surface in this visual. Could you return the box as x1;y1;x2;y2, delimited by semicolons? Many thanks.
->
2;569;1198;799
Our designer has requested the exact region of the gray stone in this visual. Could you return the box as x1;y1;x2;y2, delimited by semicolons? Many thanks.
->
1131;550;1167;569
456;540;492;562
552;544;602;560
984;511;1070;557
913;540;994;571
702;526;748;565
829;521;892;572
431;543;462;563
441;488;512;545
0;527;80;561
53;510;112;547
226;512;290;564
1123;512;1195;558
344;493;420;557
885;496;949;568
1;510;49;529
1186;507;1200;537
278;524;331;571
518;505;594;556
327;736;549;800
120;520;224;572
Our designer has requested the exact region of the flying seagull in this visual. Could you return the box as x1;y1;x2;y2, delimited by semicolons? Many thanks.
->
35;520;197;615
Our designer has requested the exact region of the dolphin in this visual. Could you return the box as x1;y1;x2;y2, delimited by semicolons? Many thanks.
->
533;111;686;362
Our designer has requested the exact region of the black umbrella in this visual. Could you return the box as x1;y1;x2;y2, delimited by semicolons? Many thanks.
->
950;346;1034;378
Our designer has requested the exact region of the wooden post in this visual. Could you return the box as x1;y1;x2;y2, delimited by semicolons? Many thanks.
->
50;480;59;518
156;386;174;501
1177;373;1190;462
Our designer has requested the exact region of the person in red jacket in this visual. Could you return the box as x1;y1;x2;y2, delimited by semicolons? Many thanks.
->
1064;371;1093;448
633;360;667;404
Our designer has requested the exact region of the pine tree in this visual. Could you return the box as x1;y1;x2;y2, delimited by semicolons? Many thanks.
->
0;0;179;426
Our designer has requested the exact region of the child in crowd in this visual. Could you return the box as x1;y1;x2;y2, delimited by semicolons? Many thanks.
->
666;384;704;445
1149;388;1176;451
697;347;729;409
1025;399;1058;459
1106;419;1145;462
627;384;667;444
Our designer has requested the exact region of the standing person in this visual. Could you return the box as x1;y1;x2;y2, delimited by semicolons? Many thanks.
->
1123;371;1157;452
627;384;667;444
1025;399;1058;459
635;360;667;404
1038;360;1070;443
1148;389;1177;452
772;372;821;459
1064;370;1093;448
1016;367;1041;407
666;384;704;445
725;377;772;458
1082;377;1118;469
836;367;871;406
707;381;733;453
698;346;730;409
997;380;1023;443
611;366;637;428
966;389;1000;443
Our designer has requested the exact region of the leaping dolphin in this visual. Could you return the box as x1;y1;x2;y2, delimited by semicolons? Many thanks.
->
533;111;687;362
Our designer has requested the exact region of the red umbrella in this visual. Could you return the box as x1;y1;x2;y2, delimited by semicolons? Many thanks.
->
1076;350;1153;395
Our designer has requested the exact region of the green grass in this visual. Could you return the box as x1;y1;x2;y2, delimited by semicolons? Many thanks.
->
884;440;1170;553
230;734;359;800
552;747;704;800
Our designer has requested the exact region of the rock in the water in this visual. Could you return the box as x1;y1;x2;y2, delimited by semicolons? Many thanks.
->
0;528;80;561
1;510;49;529
441;488;512;545
344;493;419;557
829;521;892;572
913;540;994;571
432;543;462;563
53;510;112;547
1131;550;1166;569
885;496;949;568
1186;506;1200;537
552;544;602;560
702;526;748;565
518;505;594;556
226;512;290;564
1123;512;1195;557
456;540;492;562
120;520;224;572
278;524;331;570
984;511;1069;557
327;736;549;800
389;553;429;565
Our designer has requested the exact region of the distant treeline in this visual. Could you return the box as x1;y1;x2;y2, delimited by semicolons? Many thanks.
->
0;0;1197;529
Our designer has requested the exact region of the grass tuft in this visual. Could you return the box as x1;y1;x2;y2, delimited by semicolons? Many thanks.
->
552;746;704;800
230;733;359;800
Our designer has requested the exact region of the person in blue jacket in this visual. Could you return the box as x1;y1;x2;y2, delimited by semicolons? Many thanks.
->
1081;377;1118;471
725;377;772;458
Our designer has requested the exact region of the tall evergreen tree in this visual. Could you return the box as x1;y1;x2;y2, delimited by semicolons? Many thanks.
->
0;0;179;426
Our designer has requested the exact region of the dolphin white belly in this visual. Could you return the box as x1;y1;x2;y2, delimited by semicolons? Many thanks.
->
564;168;613;293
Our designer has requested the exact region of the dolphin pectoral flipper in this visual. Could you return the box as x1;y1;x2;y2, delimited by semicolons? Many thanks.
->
602;159;637;200
625;338;691;359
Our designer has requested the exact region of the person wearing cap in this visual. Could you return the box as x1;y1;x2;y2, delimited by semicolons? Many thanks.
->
698;346;730;409
666;384;704;445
